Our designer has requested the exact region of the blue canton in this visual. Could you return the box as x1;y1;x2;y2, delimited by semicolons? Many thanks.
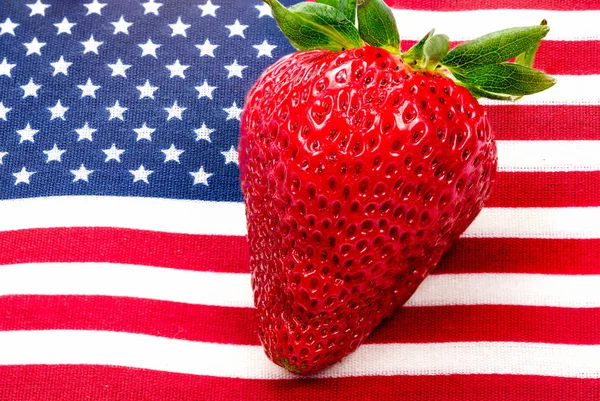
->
0;0;296;201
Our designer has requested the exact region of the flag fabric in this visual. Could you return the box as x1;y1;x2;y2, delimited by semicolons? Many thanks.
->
0;0;599;399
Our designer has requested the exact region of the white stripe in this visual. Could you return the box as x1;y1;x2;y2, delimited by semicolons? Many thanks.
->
0;330;598;378
497;140;600;172
463;207;600;238
1;197;599;238
2;263;599;309
406;273;600;308
393;9;600;41
0;196;247;235
0;263;254;308
481;75;600;106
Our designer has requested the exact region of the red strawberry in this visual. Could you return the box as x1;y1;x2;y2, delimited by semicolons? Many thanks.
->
240;0;555;374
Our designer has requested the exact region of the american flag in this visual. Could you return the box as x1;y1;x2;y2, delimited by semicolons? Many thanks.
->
0;0;599;399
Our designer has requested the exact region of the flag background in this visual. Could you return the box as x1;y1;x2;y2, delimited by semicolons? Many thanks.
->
1;0;599;400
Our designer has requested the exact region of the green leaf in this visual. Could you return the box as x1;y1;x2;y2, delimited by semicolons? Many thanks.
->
514;46;537;68
264;0;363;52
316;0;339;6
449;62;556;96
441;25;550;68
423;34;449;69
515;19;547;68
402;29;433;66
357;0;400;54
458;83;519;101
339;0;357;23
316;0;356;22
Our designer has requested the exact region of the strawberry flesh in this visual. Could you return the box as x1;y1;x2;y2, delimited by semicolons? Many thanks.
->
240;45;497;374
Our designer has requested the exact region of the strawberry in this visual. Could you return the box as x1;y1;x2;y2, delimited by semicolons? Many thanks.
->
239;0;555;375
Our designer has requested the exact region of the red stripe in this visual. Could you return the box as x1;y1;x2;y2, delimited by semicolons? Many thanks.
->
386;0;600;11
1;229;598;275
374;305;600;344
437;238;600;275
1;365;598;401
533;41;600;75
487;106;600;141
0;296;258;345
2;296;599;345
488;172;600;208
0;228;250;272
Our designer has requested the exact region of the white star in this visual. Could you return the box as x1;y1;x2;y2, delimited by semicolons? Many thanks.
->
0;152;7;164
43;144;66;162
130;165;153;184
195;80;216;99
225;60;247;79
221;145;239;165
50;56;72;76
21;78;41;98
225;20;248;38
13;167;35;185
102;144;125;162
81;35;103;54
26;0;51;16
142;0;162;15
74;122;97;141
164;101;186;120
0;58;16;77
107;59;131;77
198;0;219;17
54;17;76;35
223;102;242;121
190;166;212;186
161;144;184;163
107;100;127;120
16;123;39;143
194;123;215;142
169;17;190;37
253;40;277;58
166;59;189;79
136;80;158;99
255;3;273;18
0;102;11;120
23;37;46;56
84;0;107;15
139;39;161;58
111;16;132;35
77;78;101;98
0;18;20;36
48;100;68;120
133;122;155;141
71;164;94;182
195;39;219;57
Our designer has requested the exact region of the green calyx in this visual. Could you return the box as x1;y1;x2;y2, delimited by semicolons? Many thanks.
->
403;29;450;70
262;0;555;100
